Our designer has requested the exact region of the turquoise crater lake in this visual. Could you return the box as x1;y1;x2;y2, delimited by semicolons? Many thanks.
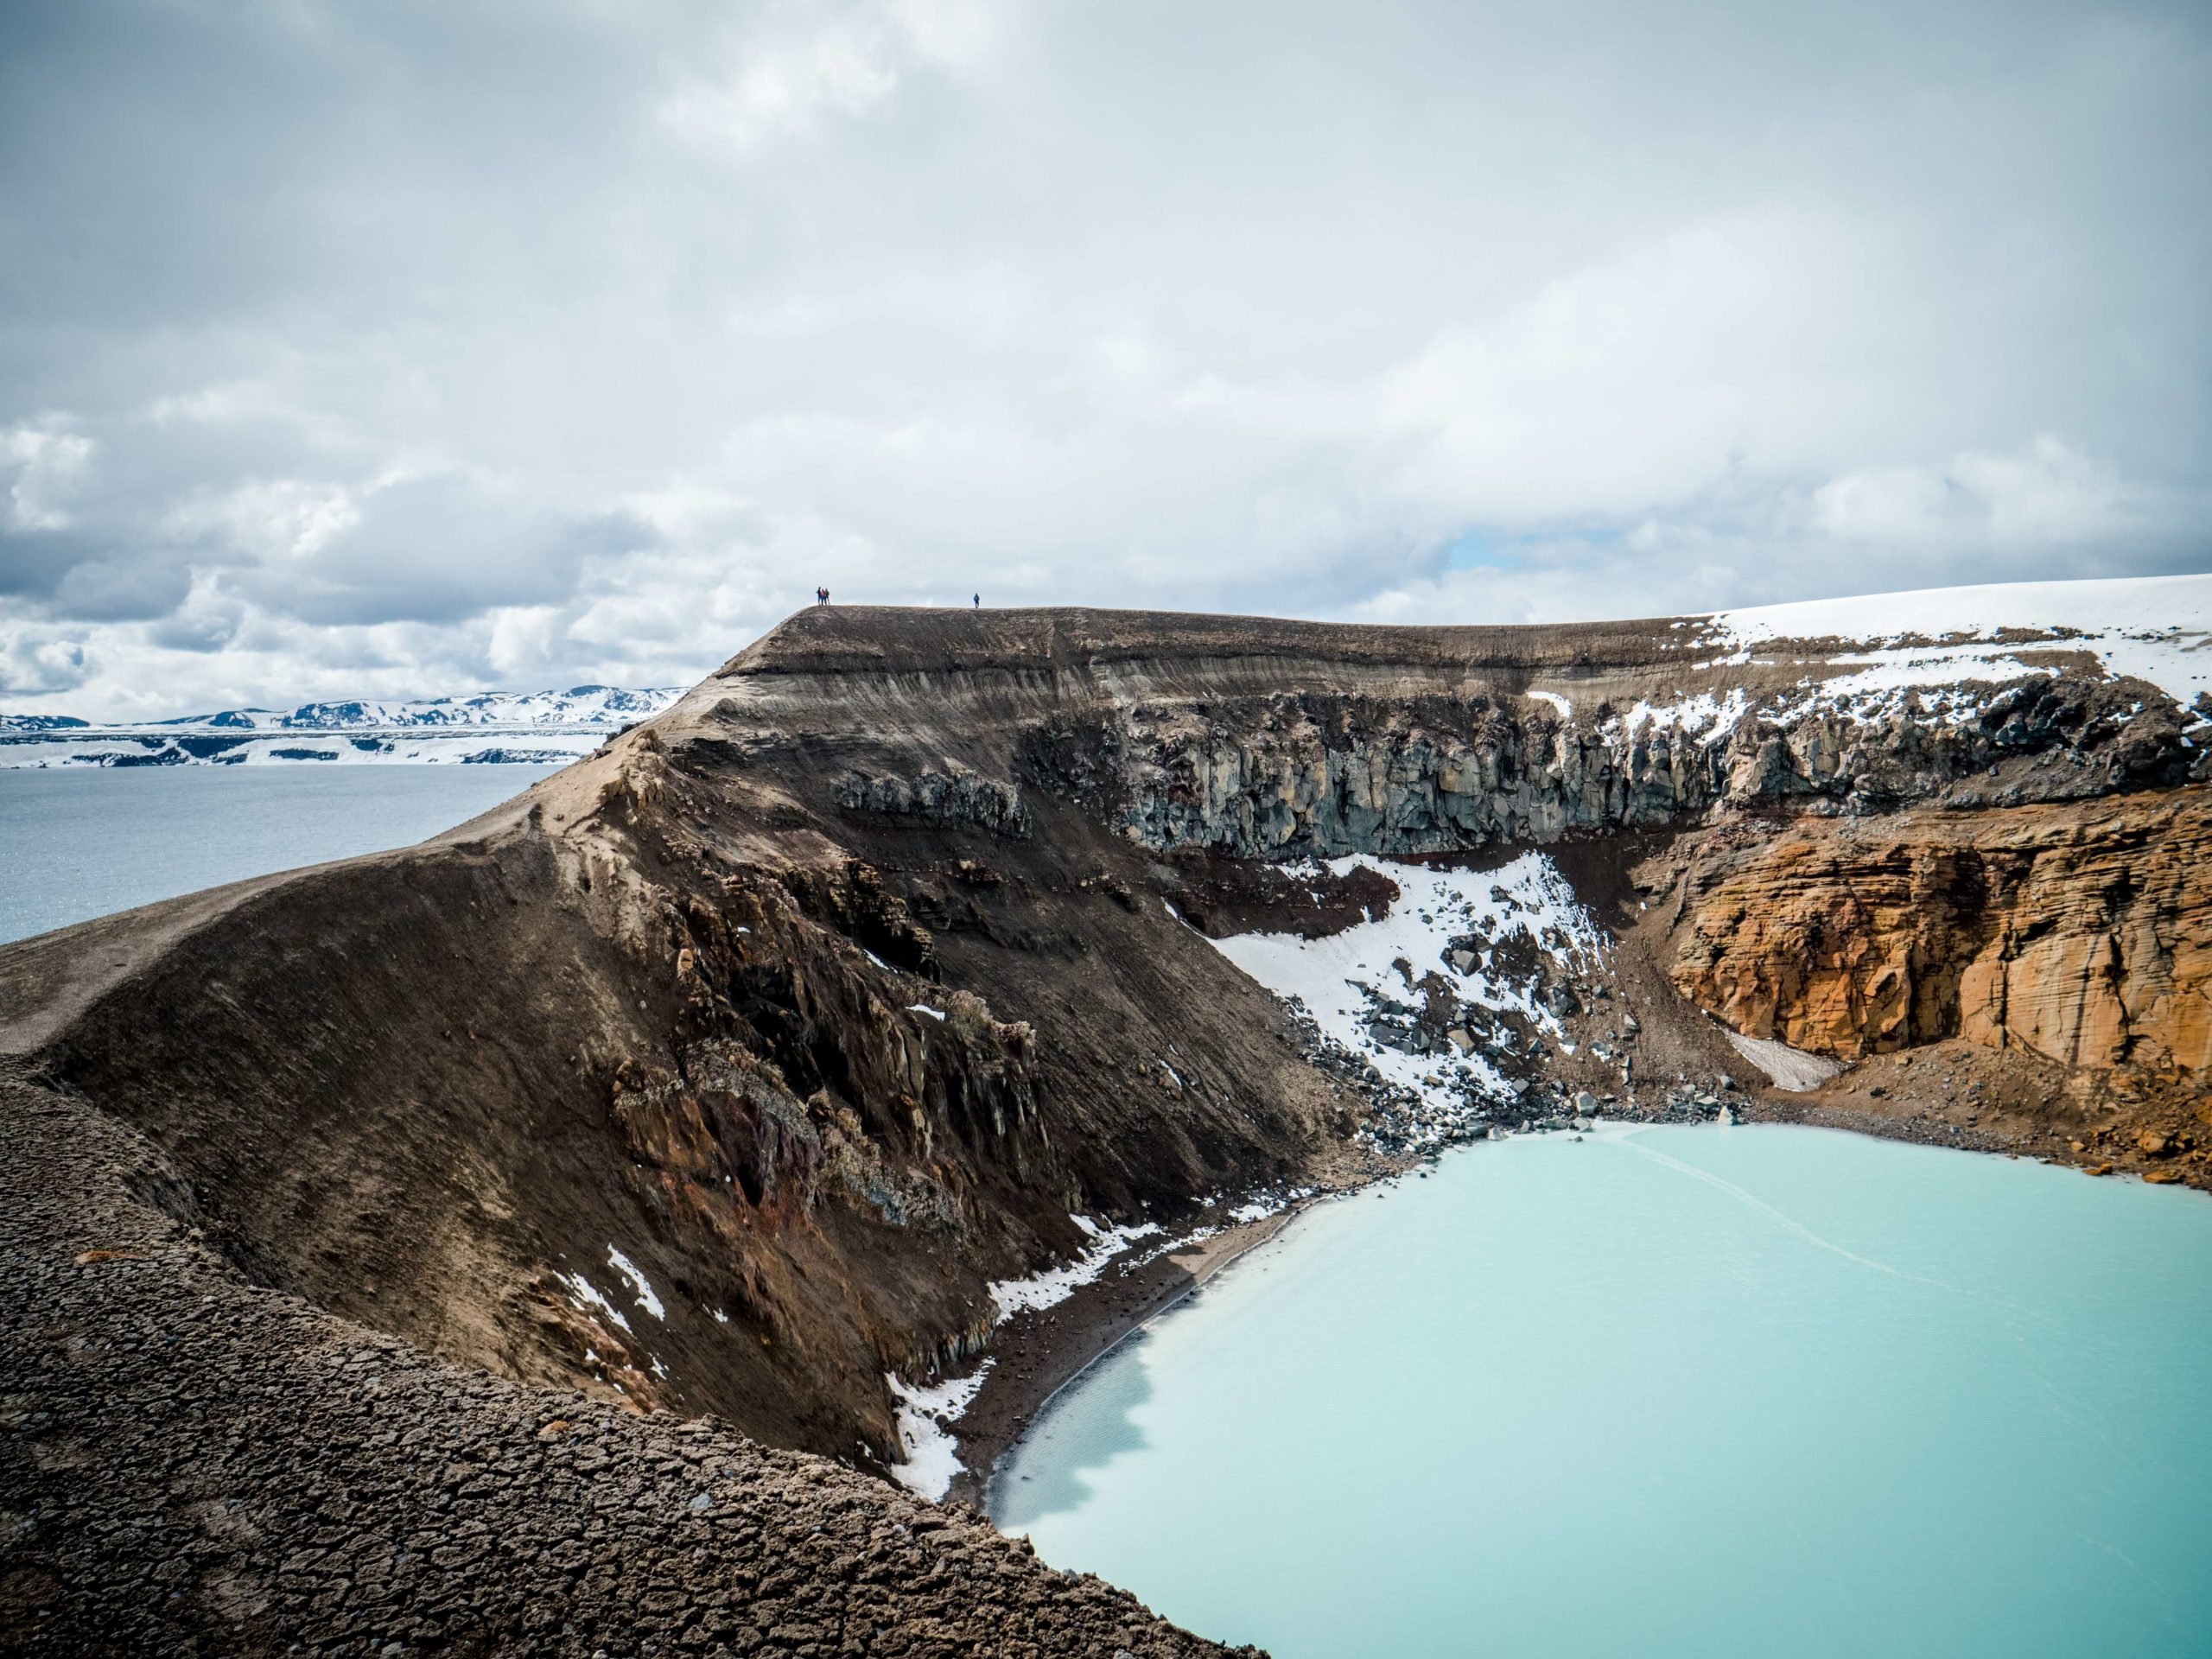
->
993;1125;2212;1658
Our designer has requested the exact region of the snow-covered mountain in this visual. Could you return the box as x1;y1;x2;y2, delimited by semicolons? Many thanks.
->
141;685;683;734
0;684;685;766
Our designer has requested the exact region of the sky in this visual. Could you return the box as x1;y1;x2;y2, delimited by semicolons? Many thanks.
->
2;0;2208;719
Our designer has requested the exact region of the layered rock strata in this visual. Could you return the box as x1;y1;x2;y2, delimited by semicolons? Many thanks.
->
1664;791;2211;1074
1022;671;2199;859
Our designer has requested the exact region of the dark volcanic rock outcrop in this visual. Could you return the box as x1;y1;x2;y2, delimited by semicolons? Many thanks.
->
835;766;1035;839
1022;665;2197;858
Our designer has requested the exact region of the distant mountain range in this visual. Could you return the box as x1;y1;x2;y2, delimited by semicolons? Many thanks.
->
0;685;685;766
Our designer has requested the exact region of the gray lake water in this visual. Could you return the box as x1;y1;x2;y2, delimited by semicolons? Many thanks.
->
995;1123;2212;1659
0;765;561;944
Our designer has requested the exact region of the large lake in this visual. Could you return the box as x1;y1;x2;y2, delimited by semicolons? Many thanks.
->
995;1123;2212;1658
0;764;560;944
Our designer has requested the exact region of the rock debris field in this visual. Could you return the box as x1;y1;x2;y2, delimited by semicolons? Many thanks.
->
0;1075;1250;1658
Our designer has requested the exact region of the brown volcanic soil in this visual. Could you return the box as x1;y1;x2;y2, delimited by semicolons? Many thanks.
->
3;600;2206;1652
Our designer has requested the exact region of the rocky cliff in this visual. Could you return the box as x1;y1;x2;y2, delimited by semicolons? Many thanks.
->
1022;651;2199;857
0;1073;1253;1658
1665;792;2211;1073
1647;789;2211;1182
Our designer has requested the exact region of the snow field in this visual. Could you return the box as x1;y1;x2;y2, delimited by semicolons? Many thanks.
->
1210;852;1605;1113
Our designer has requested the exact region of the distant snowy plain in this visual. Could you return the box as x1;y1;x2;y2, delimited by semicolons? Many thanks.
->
0;685;683;766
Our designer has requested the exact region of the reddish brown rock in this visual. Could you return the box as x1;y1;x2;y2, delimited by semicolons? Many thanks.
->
1667;790;2212;1075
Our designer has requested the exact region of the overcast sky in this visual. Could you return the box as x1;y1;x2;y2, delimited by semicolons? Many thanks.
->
3;0;2208;717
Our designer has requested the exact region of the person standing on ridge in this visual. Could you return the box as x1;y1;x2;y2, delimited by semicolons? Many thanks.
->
973;593;980;608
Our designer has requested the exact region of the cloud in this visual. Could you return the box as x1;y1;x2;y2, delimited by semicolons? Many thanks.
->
1376;208;1891;524
3;423;93;531
0;0;2207;718
168;478;363;563
1810;437;2171;549
0;629;88;698
51;554;195;623
658;0;1001;156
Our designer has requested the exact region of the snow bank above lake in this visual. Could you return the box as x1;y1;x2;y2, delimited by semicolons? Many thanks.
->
988;1215;1164;1325
888;1363;994;1500
1211;852;1606;1147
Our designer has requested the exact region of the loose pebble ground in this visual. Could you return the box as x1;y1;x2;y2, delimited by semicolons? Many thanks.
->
0;1074;1254;1658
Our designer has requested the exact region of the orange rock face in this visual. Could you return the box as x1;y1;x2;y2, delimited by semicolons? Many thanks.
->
1669;788;2212;1076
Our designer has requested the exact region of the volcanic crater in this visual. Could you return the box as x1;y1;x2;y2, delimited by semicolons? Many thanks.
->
4;596;2208;1655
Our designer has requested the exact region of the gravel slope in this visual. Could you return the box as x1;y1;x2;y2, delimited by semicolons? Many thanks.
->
0;1068;1251;1658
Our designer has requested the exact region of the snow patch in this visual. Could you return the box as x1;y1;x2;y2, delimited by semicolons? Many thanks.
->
1211;852;1602;1103
0;684;683;767
606;1246;665;1320
1613;688;1750;740
559;1272;633;1336
1525;690;1573;720
906;1003;946;1020
1723;1032;1844;1092
987;1215;1164;1324
887;1362;994;1500
1707;573;2212;709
